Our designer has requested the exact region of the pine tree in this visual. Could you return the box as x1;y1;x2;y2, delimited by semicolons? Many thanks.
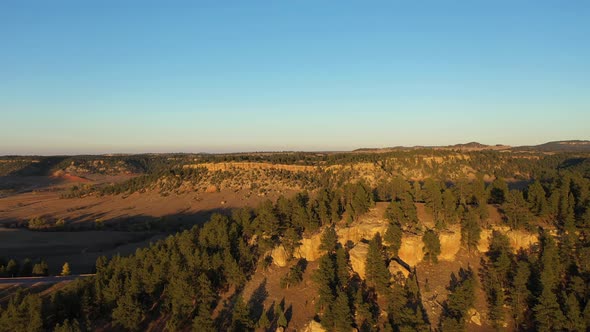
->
276;302;288;328
503;190;533;230
565;292;586;331
489;177;509;204
112;293;143;331
320;224;338;252
365;233;391;294
333;289;353;331
460;207;481;252
335;246;350;287
257;309;271;330
442;189;458;226
533;233;566;331
384;222;403;257
422;229;441;264
511;261;532;330
53;319;82;332
231;296;253;331
61;262;71;276
313;254;336;327
423;178;443;223
527;180;548;216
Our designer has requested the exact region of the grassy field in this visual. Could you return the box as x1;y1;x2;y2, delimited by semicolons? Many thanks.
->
0;228;164;274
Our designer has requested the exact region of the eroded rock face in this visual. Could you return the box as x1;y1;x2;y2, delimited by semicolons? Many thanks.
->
398;235;424;267
294;233;324;262
349;242;370;279
439;227;462;262
477;228;539;253
337;220;388;246
271;206;539;269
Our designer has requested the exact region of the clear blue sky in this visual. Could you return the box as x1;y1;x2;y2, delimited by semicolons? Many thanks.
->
1;1;589;155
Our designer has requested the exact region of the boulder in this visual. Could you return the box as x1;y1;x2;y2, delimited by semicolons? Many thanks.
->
468;308;482;326
301;320;327;332
349;242;369;279
270;245;288;267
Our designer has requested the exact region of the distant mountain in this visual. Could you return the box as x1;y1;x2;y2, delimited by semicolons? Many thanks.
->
514;140;590;152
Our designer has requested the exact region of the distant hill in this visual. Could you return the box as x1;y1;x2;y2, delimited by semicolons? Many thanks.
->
514;140;590;152
353;142;510;153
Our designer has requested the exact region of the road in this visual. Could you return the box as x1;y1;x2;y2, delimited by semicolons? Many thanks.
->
0;274;94;285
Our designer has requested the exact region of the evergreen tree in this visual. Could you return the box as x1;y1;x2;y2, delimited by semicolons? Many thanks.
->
231;296;253;331
422;229;441;264
533;233;566;331
256;309;271;330
511;261;532;330
61;262;71;276
333;289;353;332
20;258;33;277
473;174;489;220
53;319;82;332
320;224;338;252
423;178;443;223
442;189;458;226
564;292;586;332
460;207;481;252
384;222;403;257
275;302;288;328
365;233;391;294
527;180;548;216
489;177;509;204
313;254;336;326
112;293;143;331
193;303;215;332
503;190;533;230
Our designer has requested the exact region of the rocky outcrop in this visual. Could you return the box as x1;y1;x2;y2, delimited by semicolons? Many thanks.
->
349;242;369;279
337;220;388;246
272;206;539;269
439;227;462;261
270;245;289;267
478;228;539;253
294;233;324;262
398;235;424;267
468;308;482;326
301;321;327;332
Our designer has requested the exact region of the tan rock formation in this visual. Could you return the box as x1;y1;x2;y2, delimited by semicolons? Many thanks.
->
398;235;424;267
468;308;482;326
270;245;289;267
439;227;462;262
301;321;327;332
294;233;324;261
337;220;388;246
477;228;539;253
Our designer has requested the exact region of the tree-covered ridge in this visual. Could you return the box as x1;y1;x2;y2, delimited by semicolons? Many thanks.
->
2;157;590;331
57;151;590;199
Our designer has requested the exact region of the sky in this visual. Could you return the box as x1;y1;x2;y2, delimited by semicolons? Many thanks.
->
1;1;589;155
